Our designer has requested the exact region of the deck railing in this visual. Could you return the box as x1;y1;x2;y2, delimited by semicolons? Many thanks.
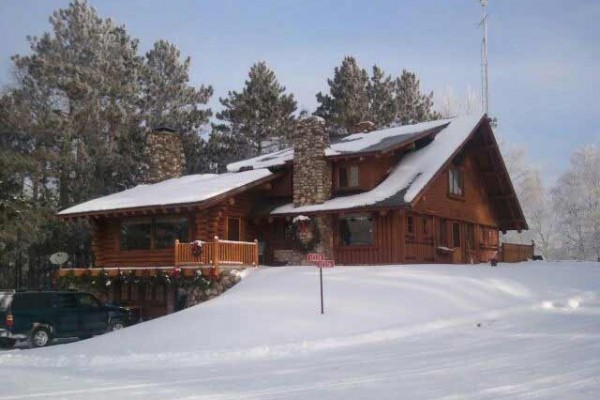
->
175;237;258;268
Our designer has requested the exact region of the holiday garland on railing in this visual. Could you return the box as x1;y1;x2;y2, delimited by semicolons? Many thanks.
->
286;215;320;252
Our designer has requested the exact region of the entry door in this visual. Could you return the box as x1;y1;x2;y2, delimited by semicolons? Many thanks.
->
227;217;241;241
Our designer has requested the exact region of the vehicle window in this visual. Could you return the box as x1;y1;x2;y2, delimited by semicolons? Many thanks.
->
58;294;78;308
77;294;101;308
11;293;53;311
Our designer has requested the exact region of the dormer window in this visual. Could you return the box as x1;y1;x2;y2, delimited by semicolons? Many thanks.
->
448;167;464;197
339;165;359;189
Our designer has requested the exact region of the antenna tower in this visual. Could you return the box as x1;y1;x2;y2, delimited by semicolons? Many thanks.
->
479;0;489;115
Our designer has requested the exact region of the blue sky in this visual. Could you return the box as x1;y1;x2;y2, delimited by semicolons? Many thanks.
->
0;0;598;183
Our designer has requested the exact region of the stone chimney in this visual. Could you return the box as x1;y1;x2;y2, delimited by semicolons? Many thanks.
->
293;117;332;206
291;117;334;262
144;127;186;184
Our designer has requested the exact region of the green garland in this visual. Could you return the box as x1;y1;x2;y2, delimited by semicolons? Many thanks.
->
57;268;217;290
286;216;320;252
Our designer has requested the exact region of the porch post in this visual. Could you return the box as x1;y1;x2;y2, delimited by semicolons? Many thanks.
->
253;239;259;266
213;236;220;268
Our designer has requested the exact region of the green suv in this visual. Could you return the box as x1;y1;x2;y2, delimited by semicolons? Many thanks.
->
0;290;133;349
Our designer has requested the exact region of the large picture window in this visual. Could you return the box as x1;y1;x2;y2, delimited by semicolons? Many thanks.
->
338;165;359;189
448;167;464;197
120;217;189;250
338;214;373;246
120;219;152;250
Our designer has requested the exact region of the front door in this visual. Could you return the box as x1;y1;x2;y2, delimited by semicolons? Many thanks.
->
227;217;241;241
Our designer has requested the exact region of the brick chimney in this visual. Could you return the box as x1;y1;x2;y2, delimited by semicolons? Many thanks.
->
143;127;186;184
293;117;331;206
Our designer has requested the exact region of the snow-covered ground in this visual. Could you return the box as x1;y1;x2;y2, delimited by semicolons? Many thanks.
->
1;261;599;399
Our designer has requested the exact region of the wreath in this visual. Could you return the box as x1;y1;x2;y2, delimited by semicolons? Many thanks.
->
191;240;203;257
286;215;320;252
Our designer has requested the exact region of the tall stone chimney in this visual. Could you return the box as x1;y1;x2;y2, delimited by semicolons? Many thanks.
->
292;117;334;261
144;127;186;184
293;117;332;206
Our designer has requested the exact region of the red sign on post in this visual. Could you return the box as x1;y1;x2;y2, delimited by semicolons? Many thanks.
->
306;253;325;262
316;260;335;268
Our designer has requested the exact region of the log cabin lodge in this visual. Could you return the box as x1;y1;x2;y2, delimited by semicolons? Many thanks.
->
57;114;529;316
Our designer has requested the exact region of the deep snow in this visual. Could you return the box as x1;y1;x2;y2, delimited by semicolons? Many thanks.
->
1;261;599;399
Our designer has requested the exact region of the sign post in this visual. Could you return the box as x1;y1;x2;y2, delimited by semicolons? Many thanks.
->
307;253;335;314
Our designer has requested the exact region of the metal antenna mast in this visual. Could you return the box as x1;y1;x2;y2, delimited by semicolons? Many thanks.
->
479;0;489;115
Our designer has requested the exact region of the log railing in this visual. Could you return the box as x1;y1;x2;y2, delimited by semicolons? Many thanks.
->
175;237;259;268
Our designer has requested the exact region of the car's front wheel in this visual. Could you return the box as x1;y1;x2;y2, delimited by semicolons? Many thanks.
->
108;321;125;332
30;326;52;348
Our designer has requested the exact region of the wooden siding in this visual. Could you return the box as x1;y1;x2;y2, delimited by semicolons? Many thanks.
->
332;155;396;194
333;212;400;265
413;150;499;227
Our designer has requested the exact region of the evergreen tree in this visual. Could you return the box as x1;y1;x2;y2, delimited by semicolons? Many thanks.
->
217;62;297;156
140;40;213;174
394;70;440;125
367;65;397;127
315;56;370;134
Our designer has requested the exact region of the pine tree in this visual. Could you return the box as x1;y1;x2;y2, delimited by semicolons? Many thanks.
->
141;40;213;174
217;62;297;156
394;70;440;125
367;65;397;127
315;56;370;134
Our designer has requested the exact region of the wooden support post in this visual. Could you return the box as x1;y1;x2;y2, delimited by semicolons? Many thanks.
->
213;236;220;269
254;239;259;266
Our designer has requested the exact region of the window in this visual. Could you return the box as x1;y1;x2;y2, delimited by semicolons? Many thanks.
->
338;165;359;189
466;224;475;250
407;216;415;234
227;217;241;241
422;217;429;235
120;219;152;250
448;167;464;197
58;294;78;309
77;294;101;308
338;214;373;246
439;219;447;246
154;217;189;249
120;217;189;250
452;222;461;248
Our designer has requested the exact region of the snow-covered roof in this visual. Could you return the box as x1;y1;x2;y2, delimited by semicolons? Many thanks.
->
58;169;273;216
271;114;484;215
226;119;453;172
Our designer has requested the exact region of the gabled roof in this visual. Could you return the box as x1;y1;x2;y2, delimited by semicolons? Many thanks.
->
271;114;483;214
226;119;451;172
58;169;275;218
268;113;527;232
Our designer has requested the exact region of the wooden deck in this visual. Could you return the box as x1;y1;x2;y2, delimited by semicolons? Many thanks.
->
58;237;259;277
